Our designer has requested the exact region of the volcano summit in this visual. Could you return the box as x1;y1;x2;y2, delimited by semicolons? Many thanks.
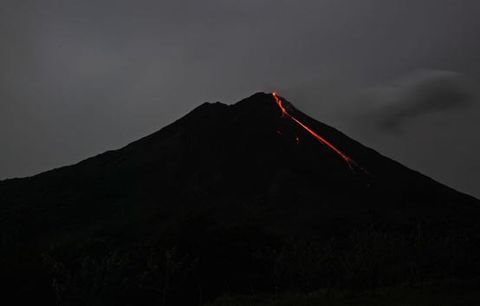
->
1;92;479;305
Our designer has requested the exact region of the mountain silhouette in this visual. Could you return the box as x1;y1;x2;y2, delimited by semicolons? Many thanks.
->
1;92;479;305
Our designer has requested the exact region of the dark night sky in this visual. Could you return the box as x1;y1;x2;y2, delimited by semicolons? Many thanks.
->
1;0;479;197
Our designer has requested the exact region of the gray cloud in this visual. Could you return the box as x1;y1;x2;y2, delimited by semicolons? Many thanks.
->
364;70;476;132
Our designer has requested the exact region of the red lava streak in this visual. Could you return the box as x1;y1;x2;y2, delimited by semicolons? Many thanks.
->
272;92;357;169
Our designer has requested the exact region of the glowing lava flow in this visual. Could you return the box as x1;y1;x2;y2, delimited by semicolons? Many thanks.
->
272;92;358;170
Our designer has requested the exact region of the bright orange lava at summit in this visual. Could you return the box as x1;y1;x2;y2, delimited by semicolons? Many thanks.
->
272;92;358;170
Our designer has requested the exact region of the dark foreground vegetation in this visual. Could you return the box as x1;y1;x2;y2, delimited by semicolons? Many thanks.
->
21;216;479;305
207;281;480;306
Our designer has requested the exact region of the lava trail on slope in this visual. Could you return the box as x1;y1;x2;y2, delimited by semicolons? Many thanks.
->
272;92;366;174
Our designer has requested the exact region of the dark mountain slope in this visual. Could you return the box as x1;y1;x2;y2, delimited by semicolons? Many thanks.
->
1;92;479;305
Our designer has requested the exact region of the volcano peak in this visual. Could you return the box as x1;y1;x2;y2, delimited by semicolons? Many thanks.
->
1;91;479;305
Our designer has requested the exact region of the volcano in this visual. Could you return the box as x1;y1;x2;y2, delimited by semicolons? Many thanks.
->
1;92;479;305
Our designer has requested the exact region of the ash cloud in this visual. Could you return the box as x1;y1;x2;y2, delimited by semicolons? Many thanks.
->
366;70;476;132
